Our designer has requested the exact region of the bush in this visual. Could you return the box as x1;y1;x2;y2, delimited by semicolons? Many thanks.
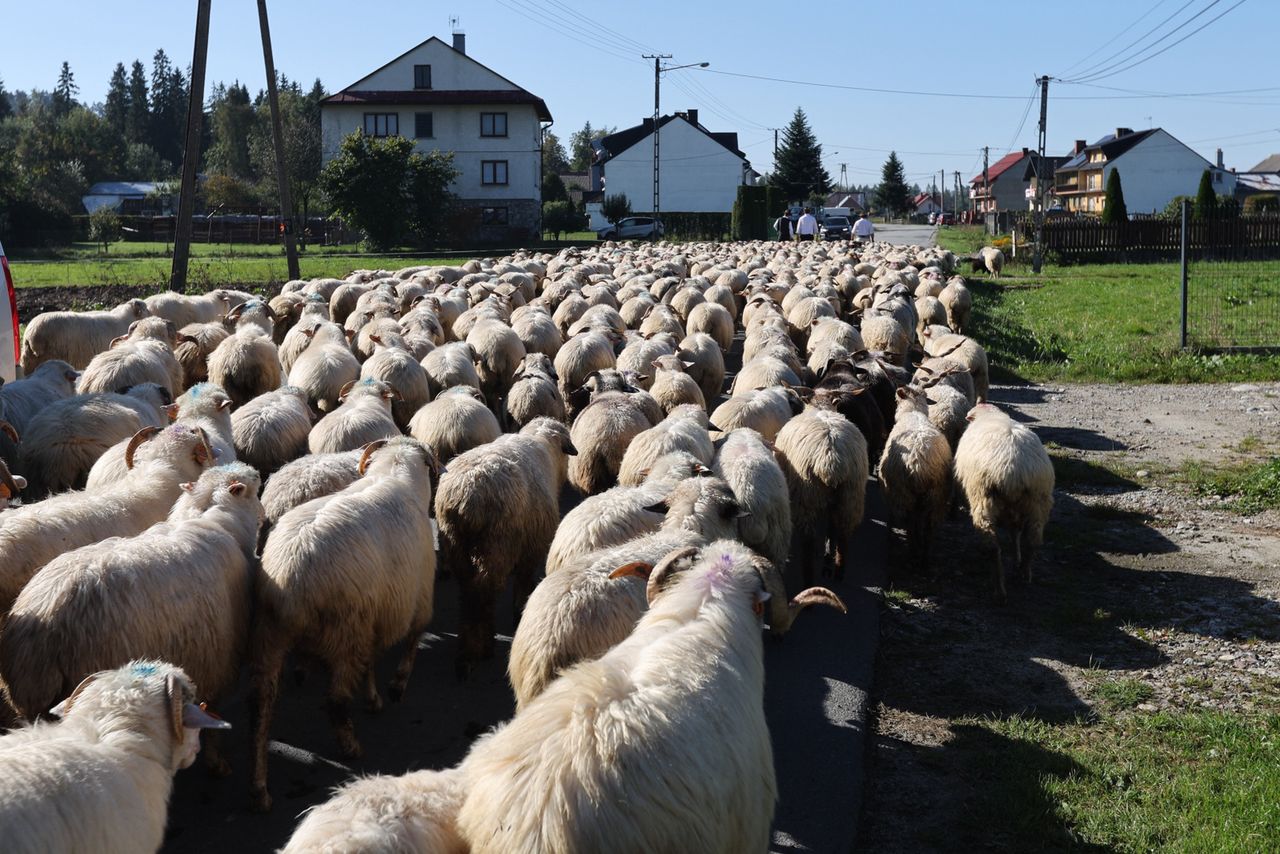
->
602;193;631;224
541;200;580;239
88;207;121;253
1242;194;1279;215
662;212;731;241
541;173;568;203
1162;195;1194;219
1195;170;1217;220
1101;169;1127;224
732;185;769;240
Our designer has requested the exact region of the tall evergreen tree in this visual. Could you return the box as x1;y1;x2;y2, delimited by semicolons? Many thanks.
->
569;121;614;172
207;81;254;178
126;60;150;145
104;63;129;138
1195;169;1217;219
0;78;12;122
52;61;78;116
770;108;831;201
149;49;184;164
1101;168;1128;223
874;152;913;217
542;130;570;176
304;78;326;126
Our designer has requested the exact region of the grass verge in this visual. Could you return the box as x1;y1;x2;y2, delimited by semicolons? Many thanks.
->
1179;457;1280;514
963;711;1280;851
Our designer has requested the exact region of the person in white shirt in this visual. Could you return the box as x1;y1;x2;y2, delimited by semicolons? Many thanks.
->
795;208;818;241
853;213;875;242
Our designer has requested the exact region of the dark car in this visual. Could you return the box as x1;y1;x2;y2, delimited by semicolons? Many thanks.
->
821;215;851;241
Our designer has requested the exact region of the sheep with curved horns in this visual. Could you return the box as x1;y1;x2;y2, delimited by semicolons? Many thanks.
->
436;418;575;675
86;382;234;491
459;540;843;853
0;424;215;620
878;386;953;574
230;385;313;475
308;378;401;455
713;426;793;575
775;388;870;585
0;660;230;854
509;475;748;709
545;450;711;575
174;321;231;389
250;437;439;812
287;321;361;413
20;298;150;373
1;463;261;775
17;383;174;499
206;322;284;409
1;458;27;512
954;403;1054;600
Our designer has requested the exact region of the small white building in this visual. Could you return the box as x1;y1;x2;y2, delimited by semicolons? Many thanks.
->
590;110;756;213
320;33;552;240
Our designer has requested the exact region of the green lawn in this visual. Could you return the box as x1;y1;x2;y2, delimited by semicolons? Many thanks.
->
7;241;370;261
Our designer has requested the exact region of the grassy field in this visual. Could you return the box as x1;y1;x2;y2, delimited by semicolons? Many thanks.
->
938;226;1280;383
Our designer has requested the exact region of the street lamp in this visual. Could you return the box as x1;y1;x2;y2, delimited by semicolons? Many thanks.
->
641;55;709;227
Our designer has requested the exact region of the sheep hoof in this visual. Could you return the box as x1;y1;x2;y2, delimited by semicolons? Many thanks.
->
388;681;407;703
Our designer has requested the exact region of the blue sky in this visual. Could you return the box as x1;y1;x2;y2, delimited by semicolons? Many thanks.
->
4;1;1279;185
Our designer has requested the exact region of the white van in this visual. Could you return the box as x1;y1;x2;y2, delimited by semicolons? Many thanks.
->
0;240;16;382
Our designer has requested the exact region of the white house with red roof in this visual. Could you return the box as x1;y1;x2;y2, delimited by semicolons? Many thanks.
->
970;148;1036;213
320;33;552;240
912;192;942;216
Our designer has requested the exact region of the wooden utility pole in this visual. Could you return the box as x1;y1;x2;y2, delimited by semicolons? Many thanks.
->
171;0;212;293
981;146;989;219
258;0;300;281
1033;75;1049;274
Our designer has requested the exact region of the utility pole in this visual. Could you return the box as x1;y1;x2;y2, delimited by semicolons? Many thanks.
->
939;169;946;216
839;163;848;192
981;146;989;220
642;54;671;220
171;0;211;293
259;0;299;281
1033;75;1049;274
953;171;960;219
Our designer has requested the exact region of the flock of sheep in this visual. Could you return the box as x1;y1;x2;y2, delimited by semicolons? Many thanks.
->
0;236;1050;852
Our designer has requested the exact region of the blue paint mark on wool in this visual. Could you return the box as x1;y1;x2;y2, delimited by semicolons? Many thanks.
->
130;662;159;676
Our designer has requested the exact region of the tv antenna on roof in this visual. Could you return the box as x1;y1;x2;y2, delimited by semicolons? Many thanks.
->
450;15;461;31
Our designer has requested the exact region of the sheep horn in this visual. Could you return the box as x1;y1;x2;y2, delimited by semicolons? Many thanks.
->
358;439;389;475
183;701;231;731
166;672;185;743
0;420;19;443
193;427;214;466
124;426;162;469
50;671;102;718
646;546;700;605
338;380;357;401
607;561;653;581
0;460;21;500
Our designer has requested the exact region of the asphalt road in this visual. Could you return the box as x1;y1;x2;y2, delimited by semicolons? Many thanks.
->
874;223;938;247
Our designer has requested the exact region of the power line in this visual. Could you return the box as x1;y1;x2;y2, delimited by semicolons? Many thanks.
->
1057;0;1173;77
1062;0;1199;81
1000;83;1040;157
1071;0;1249;83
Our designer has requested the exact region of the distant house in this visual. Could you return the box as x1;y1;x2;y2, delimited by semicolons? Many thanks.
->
1234;153;1280;203
82;181;174;215
912;192;942;216
558;171;590;206
319;32;552;240
824;191;867;214
970;148;1036;213
1052;128;1236;215
590;109;757;213
1020;153;1070;210
1249;154;1280;173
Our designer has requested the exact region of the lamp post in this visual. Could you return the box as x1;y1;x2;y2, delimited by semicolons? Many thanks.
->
641;56;709;228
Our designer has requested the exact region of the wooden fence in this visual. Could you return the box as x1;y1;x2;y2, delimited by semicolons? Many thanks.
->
1008;215;1280;262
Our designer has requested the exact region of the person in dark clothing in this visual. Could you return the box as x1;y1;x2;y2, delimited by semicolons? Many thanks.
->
773;210;793;241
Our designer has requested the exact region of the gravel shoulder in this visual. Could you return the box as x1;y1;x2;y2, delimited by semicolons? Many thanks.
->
858;381;1280;851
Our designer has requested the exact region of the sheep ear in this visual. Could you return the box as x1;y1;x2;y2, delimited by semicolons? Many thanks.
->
562;437;578;456
109;334;128;349
179;481;196;493
302;326;317;339
163;403;180;422
896;387;910;399
52;672;101;718
217;398;233;411
608;561;653;580
193;427;214;466
642;499;669;514
338;380;357;401
358;439;390;475
0;421;19;443
176;333;197;344
125;426;162;469
165;672;186;743
682;360;696;370
227;481;247;497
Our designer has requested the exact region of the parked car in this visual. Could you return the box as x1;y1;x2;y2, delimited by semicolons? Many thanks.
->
821;215;851;241
936;212;954;225
597;216;664;240
0;240;16;382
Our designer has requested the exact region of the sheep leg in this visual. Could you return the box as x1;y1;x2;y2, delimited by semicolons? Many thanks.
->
363;667;383;713
986;529;1007;602
203;729;232;778
512;555;541;629
326;660;364;759
1020;523;1040;584
455;570;497;679
389;633;423;702
248;636;287;813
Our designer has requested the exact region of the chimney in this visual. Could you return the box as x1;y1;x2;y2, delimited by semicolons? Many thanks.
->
686;108;698;127
1073;139;1087;155
1217;148;1224;169
452;32;466;54
1115;127;1133;138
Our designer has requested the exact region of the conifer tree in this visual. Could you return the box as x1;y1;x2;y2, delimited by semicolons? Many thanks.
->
104;63;130;138
770;107;832;201
1195;169;1217;219
1101;169;1128;223
874;152;913;216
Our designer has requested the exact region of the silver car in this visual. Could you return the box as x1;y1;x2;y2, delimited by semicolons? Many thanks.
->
597;216;664;240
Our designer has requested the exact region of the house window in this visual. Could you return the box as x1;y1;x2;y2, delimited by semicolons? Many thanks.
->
414;65;431;89
414;112;433;139
481;206;509;225
1214;172;1222;184
363;113;398;137
481;160;508;185
480;112;508;138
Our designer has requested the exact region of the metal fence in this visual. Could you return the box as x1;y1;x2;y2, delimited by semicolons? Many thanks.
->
1180;201;1280;350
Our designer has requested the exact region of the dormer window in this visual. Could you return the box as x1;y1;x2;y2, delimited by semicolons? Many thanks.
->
414;65;431;90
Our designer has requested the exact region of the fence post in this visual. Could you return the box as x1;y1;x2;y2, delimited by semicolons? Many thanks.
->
1180;198;1190;349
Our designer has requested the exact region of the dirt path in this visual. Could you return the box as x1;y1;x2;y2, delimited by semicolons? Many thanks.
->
858;381;1280;851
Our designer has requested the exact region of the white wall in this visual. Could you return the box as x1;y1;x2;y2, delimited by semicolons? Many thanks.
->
343;38;517;92
1106;130;1227;214
601;118;746;213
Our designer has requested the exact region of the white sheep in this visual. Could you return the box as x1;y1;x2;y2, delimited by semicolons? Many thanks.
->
0;659;230;854
878;386;953;573
710;385;803;442
76;334;183;400
20;299;151;372
206;322;284;408
361;340;430;430
435;418;575;674
145;289;239;328
409;385;501;464
1;463;261;774
953;403;1054;599
230;385;313;475
250;437;438;812
939;277;972;333
287;321;361;413
0;359;79;435
554;328;617;417
731;354;801;395
678;331;726;407
0;424;215;619
308;378;401;454
421;341;482;398
685;300;734;353
713;426;793;574
459;540;842;853
617;403;713;487
615;335;675;391
174;321;231;389
568;390;654;495
505;352;566;427
647;353;707;414
921;325;990;402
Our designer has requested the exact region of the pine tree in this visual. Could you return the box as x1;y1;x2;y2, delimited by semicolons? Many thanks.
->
104;63;129;138
126;60;150;145
52;61;78;116
1101;169;1128;223
1195;169;1217;219
770;107;832;201
874;152;913;217
0;77;12;122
